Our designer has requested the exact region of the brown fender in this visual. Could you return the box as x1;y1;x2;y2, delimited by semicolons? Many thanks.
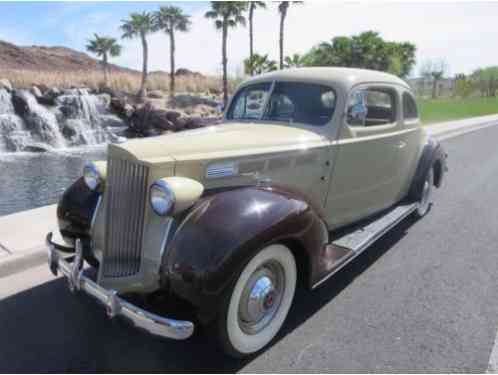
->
409;136;448;199
162;185;329;323
57;177;100;241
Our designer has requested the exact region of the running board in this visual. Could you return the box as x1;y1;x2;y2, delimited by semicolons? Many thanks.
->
332;203;417;253
312;203;417;289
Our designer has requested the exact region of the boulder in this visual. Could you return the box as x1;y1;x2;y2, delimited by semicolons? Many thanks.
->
165;110;182;122
148;90;164;99
111;97;135;118
36;84;50;94
99;114;126;128
128;102;158;136
23;143;51;153
61;124;77;138
175;68;203;77
30;86;42;98
208;87;222;96
36;87;61;106
12;90;31;117
0;79;13;92
47;87;61;97
37;94;57;106
97;93;111;109
174;116;188;131
172;94;221;108
98;85;118;98
184;116;204;129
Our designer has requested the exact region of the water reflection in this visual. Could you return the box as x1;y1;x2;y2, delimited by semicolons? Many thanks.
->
0;146;107;216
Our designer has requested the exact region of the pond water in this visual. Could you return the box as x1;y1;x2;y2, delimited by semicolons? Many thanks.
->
0;146;107;216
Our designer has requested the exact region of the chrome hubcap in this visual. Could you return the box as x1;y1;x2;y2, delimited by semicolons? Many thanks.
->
238;261;285;335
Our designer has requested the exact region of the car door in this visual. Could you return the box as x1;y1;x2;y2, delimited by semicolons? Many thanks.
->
325;84;405;229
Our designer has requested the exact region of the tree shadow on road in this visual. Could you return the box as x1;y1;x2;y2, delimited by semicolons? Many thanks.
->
0;216;418;373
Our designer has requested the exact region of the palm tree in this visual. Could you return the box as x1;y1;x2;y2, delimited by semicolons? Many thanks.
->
86;34;122;88
120;12;157;100
284;53;302;68
247;1;266;76
278;1;301;69
205;1;247;106
154;6;191;99
244;53;277;75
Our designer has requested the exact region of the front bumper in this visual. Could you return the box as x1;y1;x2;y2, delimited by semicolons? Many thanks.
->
46;232;194;340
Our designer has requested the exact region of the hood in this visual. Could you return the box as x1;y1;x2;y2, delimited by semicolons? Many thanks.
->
116;122;328;163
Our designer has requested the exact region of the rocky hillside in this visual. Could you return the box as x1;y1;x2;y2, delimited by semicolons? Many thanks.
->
0;39;135;73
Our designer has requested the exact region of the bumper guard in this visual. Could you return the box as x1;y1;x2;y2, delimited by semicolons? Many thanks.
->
46;232;194;340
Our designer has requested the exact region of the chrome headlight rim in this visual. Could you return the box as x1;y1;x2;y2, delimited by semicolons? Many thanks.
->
150;180;176;216
83;162;102;191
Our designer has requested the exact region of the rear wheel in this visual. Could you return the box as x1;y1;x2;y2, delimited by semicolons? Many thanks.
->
216;244;297;358
415;167;434;218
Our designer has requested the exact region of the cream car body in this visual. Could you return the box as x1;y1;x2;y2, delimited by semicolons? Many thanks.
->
47;67;446;357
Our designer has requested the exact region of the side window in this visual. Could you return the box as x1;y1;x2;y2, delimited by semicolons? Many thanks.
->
265;82;336;126
227;82;272;120
402;92;419;121
347;88;397;127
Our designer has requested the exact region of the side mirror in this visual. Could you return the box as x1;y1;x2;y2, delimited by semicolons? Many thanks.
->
347;102;368;126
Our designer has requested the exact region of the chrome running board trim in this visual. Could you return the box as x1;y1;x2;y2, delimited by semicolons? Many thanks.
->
312;203;417;289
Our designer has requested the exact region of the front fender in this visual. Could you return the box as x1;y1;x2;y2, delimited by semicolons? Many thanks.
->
57;177;100;242
162;185;329;322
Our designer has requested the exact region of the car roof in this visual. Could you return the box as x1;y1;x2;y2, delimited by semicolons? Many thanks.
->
241;67;411;92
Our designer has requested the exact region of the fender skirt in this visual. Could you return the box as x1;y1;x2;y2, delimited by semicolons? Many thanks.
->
409;137;447;199
57;177;100;241
162;185;329;323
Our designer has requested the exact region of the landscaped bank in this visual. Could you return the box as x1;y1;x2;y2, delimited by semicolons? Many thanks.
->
419;97;498;124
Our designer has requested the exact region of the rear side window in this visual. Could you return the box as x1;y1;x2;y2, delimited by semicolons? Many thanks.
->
347;87;397;127
403;92;419;120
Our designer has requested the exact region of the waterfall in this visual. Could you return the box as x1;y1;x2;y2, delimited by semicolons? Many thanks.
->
0;89;14;114
0;87;126;153
20;91;66;149
0;89;35;152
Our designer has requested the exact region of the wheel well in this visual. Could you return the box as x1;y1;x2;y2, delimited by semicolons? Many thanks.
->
280;238;311;290
433;159;442;187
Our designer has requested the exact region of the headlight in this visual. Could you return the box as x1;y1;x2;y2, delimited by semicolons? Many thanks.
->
150;180;175;216
83;162;102;191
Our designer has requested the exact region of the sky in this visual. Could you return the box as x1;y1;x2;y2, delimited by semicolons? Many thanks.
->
0;1;497;78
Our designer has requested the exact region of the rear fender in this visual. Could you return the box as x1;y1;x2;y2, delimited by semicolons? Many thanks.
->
410;137;447;199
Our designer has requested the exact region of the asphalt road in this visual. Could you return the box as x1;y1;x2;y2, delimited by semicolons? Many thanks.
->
1;124;498;373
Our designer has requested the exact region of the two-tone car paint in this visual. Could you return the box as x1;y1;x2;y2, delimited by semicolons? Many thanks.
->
55;68;443;321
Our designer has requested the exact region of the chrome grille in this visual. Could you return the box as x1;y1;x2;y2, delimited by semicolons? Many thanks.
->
103;157;149;278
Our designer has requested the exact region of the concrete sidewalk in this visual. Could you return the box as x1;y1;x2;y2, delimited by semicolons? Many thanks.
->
1;113;498;276
425;114;498;138
0;204;56;277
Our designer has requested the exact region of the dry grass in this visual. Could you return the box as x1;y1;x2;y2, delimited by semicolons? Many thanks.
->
0;69;242;95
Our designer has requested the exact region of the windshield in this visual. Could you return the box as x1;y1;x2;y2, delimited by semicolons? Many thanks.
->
227;81;336;126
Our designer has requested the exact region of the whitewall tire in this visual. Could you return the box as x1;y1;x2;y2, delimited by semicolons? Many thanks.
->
415;167;434;217
218;244;297;358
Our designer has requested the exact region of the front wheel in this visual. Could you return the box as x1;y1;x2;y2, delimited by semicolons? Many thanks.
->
216;244;297;358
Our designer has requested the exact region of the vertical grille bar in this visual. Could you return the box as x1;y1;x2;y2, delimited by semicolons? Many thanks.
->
102;157;149;278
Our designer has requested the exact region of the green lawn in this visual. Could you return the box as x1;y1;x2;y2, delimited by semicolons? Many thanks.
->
418;97;498;124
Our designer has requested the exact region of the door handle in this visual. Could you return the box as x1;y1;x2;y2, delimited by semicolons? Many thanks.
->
397;141;406;149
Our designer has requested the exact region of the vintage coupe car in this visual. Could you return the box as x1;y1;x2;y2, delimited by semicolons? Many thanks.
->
47;67;447;357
